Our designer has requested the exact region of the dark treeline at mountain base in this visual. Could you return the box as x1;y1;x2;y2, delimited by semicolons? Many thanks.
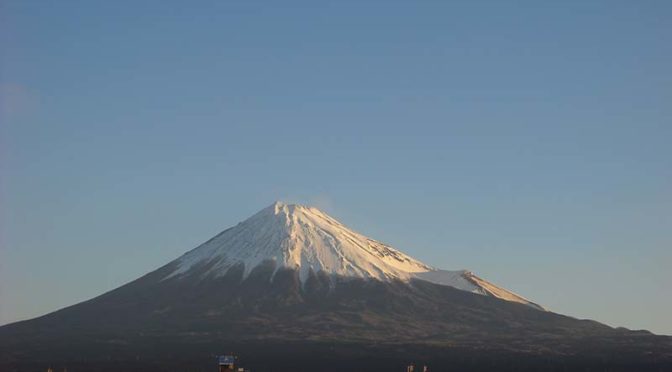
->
3;341;672;372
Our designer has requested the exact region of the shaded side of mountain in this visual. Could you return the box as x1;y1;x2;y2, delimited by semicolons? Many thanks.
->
2;261;671;371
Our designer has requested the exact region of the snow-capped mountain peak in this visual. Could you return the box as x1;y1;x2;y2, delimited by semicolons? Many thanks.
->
165;202;544;310
167;201;432;282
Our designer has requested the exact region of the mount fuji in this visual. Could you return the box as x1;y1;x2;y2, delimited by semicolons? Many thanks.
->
1;202;670;371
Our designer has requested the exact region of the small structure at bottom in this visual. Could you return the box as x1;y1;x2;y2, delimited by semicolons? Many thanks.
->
218;354;250;372
218;355;236;372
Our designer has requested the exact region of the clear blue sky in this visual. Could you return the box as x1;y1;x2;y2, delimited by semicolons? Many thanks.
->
1;1;670;334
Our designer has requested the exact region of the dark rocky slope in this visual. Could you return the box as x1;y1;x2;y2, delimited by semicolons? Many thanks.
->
2;260;671;371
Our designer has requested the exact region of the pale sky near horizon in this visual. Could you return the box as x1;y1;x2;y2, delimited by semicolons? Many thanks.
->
1;1;670;334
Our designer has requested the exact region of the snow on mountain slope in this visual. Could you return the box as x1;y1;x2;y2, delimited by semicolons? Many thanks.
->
414;269;479;292
415;270;546;310
166;202;544;310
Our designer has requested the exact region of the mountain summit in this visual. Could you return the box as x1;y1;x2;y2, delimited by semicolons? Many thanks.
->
167;202;431;282
166;202;542;309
